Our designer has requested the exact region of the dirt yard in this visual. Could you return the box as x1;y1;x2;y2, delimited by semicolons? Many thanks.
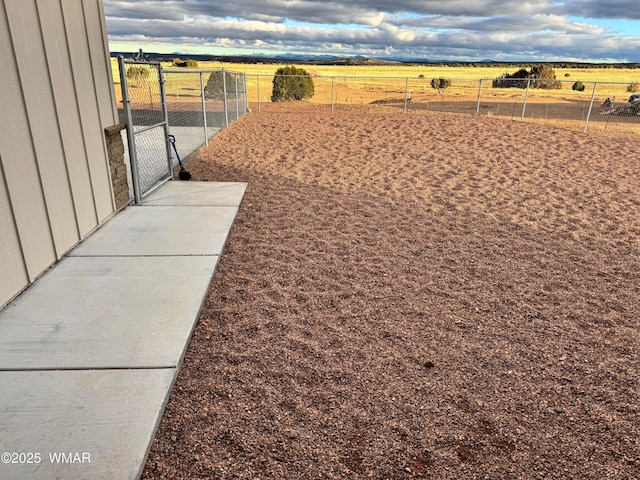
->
142;103;640;479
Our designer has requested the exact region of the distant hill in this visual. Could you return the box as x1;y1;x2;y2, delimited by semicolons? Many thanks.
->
315;57;403;66
110;51;640;69
110;51;403;66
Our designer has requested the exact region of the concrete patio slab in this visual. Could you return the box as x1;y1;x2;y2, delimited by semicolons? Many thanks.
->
0;255;217;370
0;181;246;479
0;368;174;480
69;205;239;257
144;181;247;206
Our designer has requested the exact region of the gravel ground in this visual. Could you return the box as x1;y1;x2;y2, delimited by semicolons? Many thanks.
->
143;103;640;479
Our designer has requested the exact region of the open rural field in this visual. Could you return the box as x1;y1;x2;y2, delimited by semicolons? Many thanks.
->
194;62;640;105
142;103;640;479
111;59;640;135
112;59;640;102
111;57;640;85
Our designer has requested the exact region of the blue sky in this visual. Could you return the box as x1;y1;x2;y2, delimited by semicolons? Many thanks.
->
104;1;640;62
575;17;638;36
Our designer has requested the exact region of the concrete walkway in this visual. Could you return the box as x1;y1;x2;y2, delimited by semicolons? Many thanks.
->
0;181;246;480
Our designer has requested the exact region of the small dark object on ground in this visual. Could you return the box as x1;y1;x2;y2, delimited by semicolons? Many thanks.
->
179;168;192;181
167;134;192;180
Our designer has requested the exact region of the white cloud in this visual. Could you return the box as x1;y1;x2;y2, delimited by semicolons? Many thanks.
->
103;0;640;62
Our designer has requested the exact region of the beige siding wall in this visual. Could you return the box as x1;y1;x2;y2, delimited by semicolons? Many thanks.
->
0;0;117;308
0;156;30;304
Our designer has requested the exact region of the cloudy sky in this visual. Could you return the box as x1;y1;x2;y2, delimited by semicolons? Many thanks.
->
104;0;640;62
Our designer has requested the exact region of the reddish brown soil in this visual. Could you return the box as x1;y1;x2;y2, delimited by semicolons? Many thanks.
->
143;103;640;479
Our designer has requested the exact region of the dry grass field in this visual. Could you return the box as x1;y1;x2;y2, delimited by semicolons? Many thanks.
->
111;58;640;103
142;103;640;479
111;58;640;135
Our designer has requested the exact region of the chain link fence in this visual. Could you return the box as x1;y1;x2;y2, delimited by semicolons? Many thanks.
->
162;69;248;161
118;58;171;203
115;64;248;203
250;74;640;136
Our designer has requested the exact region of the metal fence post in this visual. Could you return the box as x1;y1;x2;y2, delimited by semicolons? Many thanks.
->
222;68;229;128
476;79;483;116
404;77;409;114
243;73;248;114
158;65;173;179
118;56;142;205
331;77;335;114
200;71;208;146
257;75;261;113
235;75;239;120
521;79;531;122
584;82;597;133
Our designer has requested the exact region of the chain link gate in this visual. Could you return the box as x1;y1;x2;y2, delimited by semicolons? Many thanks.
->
118;56;172;205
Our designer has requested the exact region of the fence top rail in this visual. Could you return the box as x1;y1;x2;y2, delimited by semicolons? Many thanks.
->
251;73;639;85
156;69;640;86
164;68;246;75
121;59;162;67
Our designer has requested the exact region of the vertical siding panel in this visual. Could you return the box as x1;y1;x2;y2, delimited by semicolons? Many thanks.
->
0;1;57;280
6;0;79;258
0;155;29;307
61;0;115;222
37;0;98;237
84;0;118;127
97;0;119;122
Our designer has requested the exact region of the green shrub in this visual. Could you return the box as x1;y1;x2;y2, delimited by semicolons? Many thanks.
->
492;68;530;88
271;66;315;102
430;77;451;95
204;71;238;100
126;65;150;85
529;65;562;89
493;65;561;89
572;81;586;91
126;65;150;88
172;58;199;68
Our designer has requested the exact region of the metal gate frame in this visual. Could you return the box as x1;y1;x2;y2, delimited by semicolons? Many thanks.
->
118;56;172;205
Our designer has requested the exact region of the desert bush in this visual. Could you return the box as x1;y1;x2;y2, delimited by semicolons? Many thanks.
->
172;58;199;68
430;77;451;92
529;65;562;89
493;65;561;89
431;78;451;99
572;81;586;91
126;65;150;85
627;83;640;93
204;71;239;100
271;66;315;102
492;68;529;88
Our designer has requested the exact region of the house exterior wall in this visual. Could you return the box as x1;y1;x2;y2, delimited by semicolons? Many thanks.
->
0;0;117;308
